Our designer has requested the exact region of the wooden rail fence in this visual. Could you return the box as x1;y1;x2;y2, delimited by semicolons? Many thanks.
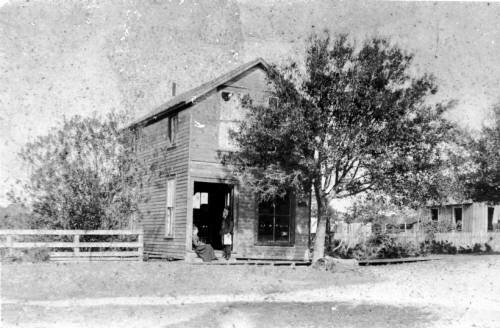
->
0;229;144;261
333;229;500;251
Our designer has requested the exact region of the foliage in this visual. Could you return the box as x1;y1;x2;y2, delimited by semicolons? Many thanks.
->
9;112;146;230
1;247;51;263
0;204;33;229
226;31;455;261
419;240;457;255
419;240;493;255
327;231;423;260
342;192;425;228
420;219;457;236
458;105;500;203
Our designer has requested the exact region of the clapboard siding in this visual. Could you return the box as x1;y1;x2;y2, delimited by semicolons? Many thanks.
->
136;109;190;259
135;61;310;261
187;66;310;261
431;202;500;233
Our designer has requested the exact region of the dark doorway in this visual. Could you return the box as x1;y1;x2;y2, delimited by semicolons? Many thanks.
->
192;182;233;250
488;207;494;231
431;208;439;222
454;207;462;231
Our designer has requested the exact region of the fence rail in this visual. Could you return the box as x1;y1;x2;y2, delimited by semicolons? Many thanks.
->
333;228;500;251
0;229;144;262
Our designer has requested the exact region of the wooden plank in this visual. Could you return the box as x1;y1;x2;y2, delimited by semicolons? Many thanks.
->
358;257;441;266
0;242;140;248
74;234;80;255
138;232;144;261
0;230;142;235
50;251;140;257
51;257;139;262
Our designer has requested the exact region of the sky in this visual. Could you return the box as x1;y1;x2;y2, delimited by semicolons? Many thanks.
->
1;0;500;206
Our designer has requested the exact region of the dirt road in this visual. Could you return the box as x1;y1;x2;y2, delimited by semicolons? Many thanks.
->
2;255;500;327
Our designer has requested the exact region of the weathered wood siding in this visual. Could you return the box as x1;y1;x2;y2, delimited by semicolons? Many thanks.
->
470;203;487;233
463;204;474;232
434;202;500;233
186;66;310;261
136;109;190;259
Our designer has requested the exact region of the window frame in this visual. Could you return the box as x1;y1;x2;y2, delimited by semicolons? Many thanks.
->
430;208;439;222
167;113;178;147
453;206;463;231
255;193;295;246
487;207;495;232
165;176;176;238
268;96;279;109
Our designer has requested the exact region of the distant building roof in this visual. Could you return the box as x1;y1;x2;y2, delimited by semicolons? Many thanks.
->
128;58;270;127
428;199;474;207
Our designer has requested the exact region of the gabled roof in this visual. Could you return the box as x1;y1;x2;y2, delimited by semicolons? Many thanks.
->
129;58;270;127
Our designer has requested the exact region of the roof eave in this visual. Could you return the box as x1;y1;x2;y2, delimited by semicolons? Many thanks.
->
125;58;270;129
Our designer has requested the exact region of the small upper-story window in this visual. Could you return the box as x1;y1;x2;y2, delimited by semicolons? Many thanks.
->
168;114;178;146
269;96;278;109
221;91;233;102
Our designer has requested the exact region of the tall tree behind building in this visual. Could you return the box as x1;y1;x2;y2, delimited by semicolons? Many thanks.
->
9;113;146;230
462;105;500;203
226;32;455;262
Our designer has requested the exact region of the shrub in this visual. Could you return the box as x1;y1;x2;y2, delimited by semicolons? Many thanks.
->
2;247;51;263
472;243;483;253
420;240;457;254
420;240;492;255
328;232;424;260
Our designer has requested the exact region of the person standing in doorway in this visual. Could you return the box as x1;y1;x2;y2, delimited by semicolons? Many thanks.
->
220;206;233;260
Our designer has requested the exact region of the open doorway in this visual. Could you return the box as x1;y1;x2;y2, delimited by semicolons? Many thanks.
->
488;207;494;231
192;182;233;250
454;207;463;231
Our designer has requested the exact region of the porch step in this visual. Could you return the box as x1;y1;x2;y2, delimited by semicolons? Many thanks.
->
191;258;311;266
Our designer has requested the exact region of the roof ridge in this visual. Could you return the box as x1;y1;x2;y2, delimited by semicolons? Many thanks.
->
129;58;269;127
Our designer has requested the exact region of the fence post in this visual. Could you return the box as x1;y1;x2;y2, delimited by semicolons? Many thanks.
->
6;235;12;247
138;230;144;261
73;234;80;257
6;235;13;257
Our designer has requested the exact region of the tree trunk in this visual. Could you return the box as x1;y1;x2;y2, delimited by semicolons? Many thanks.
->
312;185;328;263
313;213;327;262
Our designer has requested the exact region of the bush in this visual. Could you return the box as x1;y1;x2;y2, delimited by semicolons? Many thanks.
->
9;112;147;230
2;247;51;263
327;232;424;260
420;240;457;254
419;240;493;255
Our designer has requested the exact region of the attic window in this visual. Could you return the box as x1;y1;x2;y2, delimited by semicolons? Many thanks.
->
168;114;178;145
269;96;278;109
221;91;232;102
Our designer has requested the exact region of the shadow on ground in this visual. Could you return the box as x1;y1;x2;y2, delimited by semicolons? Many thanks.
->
166;301;436;328
3;301;436;328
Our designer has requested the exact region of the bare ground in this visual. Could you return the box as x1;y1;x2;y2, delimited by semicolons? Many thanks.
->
1;255;500;328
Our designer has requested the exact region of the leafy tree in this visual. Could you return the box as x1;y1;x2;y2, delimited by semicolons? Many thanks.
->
9;112;146;230
343;193;424;226
461;105;500;202
226;32;454;262
0;204;32;229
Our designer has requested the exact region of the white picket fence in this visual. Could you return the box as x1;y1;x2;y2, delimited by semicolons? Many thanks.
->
394;231;500;249
332;223;500;251
332;222;372;247
0;229;144;261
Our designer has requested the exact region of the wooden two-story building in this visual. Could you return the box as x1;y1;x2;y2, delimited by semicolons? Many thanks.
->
130;58;311;261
